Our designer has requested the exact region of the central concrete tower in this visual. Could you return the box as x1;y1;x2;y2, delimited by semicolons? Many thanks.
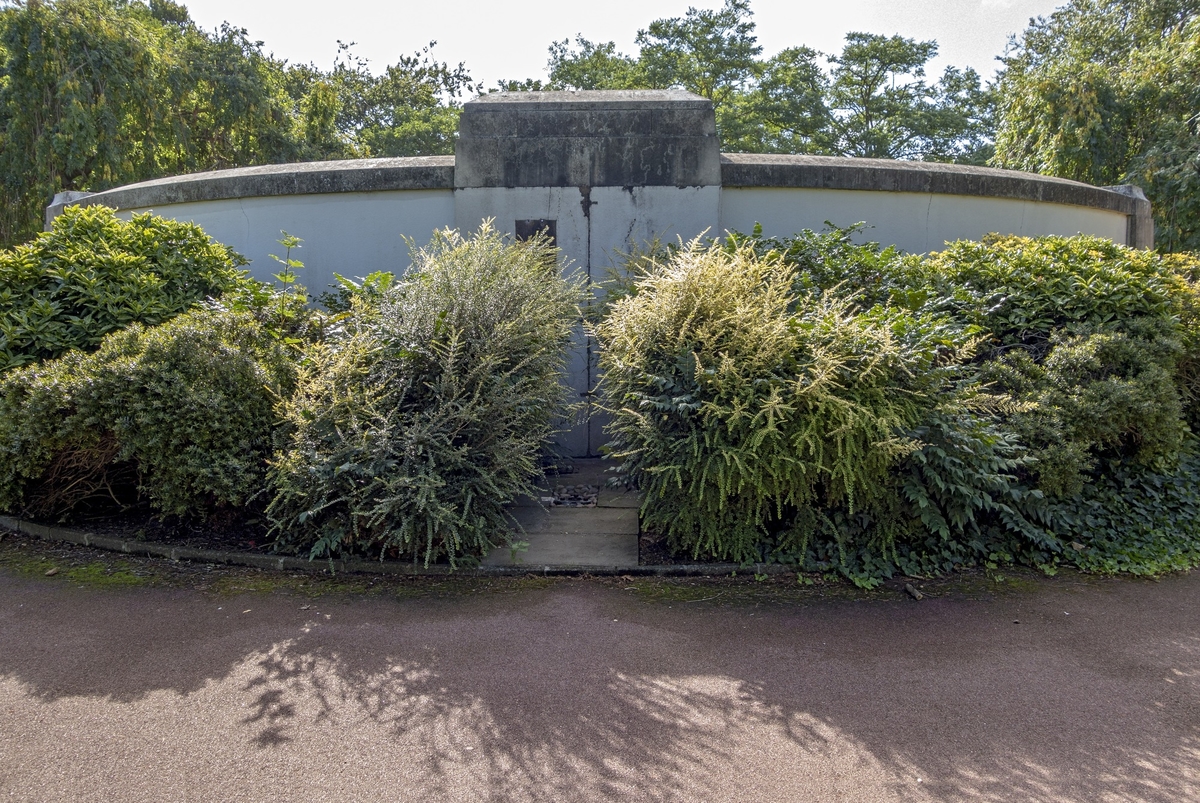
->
454;90;722;457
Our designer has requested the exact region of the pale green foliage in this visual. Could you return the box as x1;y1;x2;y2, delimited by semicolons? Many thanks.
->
0;205;250;372
0;308;294;519
268;225;581;565
596;240;962;563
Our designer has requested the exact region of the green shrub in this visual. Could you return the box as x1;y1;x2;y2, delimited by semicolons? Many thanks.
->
0;308;294;519
267;225;581;565
0;205;250;372
601;230;1200;582
726;223;915;309
916;234;1188;354
1050;442;1200;576
597;240;979;565
981;322;1186;496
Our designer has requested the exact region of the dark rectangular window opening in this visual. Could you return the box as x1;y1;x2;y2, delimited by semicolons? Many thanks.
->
515;218;557;246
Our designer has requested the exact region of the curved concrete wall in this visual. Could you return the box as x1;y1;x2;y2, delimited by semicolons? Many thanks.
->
50;91;1154;457
718;154;1149;253
60;157;456;295
112;190;455;297
719;186;1130;253
62;152;1153;296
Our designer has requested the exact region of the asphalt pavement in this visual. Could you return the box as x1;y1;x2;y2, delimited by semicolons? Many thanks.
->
1;565;1197;802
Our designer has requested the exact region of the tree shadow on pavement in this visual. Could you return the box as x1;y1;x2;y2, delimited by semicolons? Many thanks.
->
0;572;1198;801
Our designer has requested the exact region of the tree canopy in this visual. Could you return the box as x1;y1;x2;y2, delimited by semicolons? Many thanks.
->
0;0;474;247
992;0;1200;251
503;0;994;162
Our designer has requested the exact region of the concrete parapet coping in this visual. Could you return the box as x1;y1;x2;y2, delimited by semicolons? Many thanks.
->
456;90;720;188
0;514;792;578
719;153;1142;216
465;89;714;110
75;155;456;212
62;153;1143;216
48;150;1153;248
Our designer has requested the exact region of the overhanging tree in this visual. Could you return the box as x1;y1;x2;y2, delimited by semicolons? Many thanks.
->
993;0;1200;251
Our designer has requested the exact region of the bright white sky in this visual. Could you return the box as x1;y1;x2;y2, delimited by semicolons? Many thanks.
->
179;0;1063;87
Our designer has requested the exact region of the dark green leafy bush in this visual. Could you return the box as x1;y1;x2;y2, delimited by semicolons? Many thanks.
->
0;205;250;372
0;308;294;519
727;223;915;309
268;225;581;565
916;234;1187;355
1050;443;1200;576
981;322;1186;495
768;230;1200;500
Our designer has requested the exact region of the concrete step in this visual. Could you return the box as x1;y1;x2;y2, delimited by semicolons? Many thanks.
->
489;459;641;568
507;505;637;535
482;530;637;568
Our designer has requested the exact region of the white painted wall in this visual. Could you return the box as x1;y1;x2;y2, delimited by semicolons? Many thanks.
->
718;187;1131;253
454;185;720;274
118;189;456;294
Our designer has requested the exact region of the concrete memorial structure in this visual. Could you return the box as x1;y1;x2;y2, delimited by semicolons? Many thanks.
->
48;90;1155;457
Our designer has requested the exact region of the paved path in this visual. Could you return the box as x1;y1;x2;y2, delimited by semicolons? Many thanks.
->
1;568;1198;801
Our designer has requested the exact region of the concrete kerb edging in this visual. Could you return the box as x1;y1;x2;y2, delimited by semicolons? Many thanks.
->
0;515;794;579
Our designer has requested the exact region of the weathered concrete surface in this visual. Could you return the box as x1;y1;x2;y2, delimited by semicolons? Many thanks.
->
453;91;724;456
455;91;720;189
1104;184;1156;249
456;182;719;456
110;189;456;297
485;459;641;568
1;569;1197;801
718;153;1151;250
484;507;639;568
719;153;1141;214
77;156;455;210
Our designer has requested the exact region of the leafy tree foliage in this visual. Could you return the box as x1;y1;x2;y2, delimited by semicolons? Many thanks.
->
826;33;992;161
300;41;478;159
511;0;992;161
993;0;1200;251
635;0;761;110
0;0;477;247
0;0;309;246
